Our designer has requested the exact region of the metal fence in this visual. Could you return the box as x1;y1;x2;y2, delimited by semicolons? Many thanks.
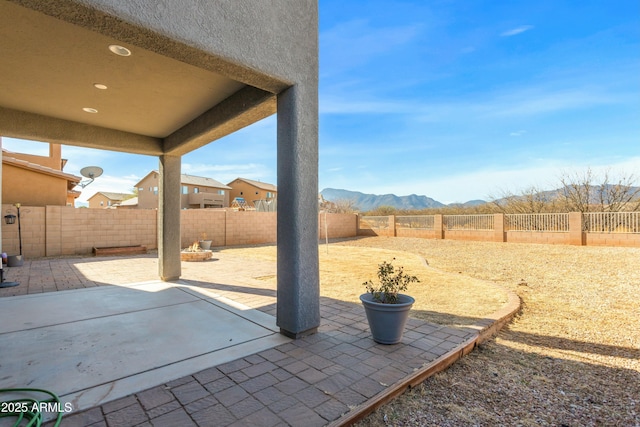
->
443;214;494;230
506;213;570;232
359;215;391;229
583;212;640;233
360;212;640;234
395;215;435;230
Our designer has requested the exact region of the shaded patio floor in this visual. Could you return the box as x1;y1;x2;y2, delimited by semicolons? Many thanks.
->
0;251;519;426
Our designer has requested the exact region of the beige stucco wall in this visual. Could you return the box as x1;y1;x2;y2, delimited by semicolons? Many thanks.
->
2;163;70;206
136;173;160;209
137;172;230;209
228;180;277;207
8;143;62;170
88;193;117;209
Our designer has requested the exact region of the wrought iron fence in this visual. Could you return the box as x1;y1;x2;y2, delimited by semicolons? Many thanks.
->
359;216;391;229
395;215;435;230
583;212;640;233
360;212;640;234
506;213;570;232
443;214;494;230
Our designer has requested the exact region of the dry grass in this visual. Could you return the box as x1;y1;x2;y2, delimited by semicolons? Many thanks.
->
338;237;640;427
222;237;640;425
220;243;509;329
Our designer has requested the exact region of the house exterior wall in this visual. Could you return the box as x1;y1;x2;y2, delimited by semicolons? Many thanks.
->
2;163;70;206
88;193;117;209
137;172;229;209
8;143;62;170
136;172;160;209
228;180;276;207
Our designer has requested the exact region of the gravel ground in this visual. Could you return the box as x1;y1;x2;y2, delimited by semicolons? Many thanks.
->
340;237;640;427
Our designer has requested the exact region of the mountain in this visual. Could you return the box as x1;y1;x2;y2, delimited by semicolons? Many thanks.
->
320;188;446;211
448;199;487;208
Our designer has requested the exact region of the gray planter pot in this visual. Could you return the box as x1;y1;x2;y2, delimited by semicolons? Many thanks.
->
198;240;212;250
7;255;24;267
360;293;415;344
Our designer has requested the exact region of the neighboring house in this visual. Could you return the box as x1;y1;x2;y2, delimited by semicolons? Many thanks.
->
87;192;134;209
135;171;231;209
227;177;277;208
114;196;138;209
2;143;81;206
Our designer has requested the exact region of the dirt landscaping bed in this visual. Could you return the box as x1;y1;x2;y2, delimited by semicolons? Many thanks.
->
221;243;511;330
337;237;640;426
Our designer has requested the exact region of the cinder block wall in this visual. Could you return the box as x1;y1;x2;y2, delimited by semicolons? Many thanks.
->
443;230;495;242
505;231;570;245
226;211;277;246
318;213;357;239
57;207;158;256
0;205;358;258
1;205;46;258
357;213;640;248
181;209;226;248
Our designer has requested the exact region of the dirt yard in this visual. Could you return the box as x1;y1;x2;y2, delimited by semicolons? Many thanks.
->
338;237;640;426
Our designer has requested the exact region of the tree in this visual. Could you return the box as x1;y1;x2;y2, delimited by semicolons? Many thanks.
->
367;205;397;216
333;198;358;214
488;185;557;214
558;168;640;212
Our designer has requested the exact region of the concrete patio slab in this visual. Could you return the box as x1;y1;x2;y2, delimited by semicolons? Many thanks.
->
0;253;521;426
0;281;289;413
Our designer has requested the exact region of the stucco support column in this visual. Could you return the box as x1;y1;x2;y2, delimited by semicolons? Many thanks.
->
158;154;182;281
276;84;319;339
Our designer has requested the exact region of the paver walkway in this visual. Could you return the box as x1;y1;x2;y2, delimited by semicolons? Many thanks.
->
0;251;519;426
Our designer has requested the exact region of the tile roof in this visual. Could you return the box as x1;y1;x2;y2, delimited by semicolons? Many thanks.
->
181;174;232;189
2;151;81;183
89;192;133;202
134;171;232;190
228;177;277;192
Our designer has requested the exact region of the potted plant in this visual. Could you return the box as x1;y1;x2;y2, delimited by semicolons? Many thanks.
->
198;232;212;250
360;258;419;344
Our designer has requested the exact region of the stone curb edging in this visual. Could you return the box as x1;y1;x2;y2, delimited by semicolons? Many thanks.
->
330;277;522;426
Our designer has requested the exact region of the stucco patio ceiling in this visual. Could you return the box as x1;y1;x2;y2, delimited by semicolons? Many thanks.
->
0;0;279;157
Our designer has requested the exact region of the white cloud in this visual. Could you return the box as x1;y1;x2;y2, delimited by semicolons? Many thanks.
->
500;25;534;37
322;80;630;120
342;156;640;205
321;19;422;76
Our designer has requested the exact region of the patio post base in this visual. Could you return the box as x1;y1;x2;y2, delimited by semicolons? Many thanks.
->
279;326;318;340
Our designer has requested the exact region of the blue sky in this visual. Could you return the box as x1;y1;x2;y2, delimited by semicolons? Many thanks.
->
3;0;639;205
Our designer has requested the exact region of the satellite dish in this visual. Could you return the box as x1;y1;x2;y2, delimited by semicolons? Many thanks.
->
77;166;104;188
80;166;104;179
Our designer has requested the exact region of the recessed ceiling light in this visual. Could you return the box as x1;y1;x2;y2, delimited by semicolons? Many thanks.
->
82;107;98;113
108;44;131;56
94;83;108;90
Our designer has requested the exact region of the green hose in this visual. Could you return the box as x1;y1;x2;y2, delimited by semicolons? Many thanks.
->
0;388;64;427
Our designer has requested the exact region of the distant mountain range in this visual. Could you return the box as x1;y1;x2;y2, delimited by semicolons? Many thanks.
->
320;188;486;211
321;184;640;212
